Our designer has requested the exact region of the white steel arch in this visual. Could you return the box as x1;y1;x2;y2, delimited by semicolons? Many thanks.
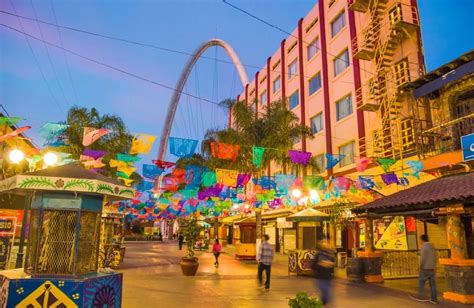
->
157;38;249;162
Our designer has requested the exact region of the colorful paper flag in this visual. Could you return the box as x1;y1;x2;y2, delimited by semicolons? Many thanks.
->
82;127;109;146
83;149;107;160
210;142;240;161
169;137;198;158
237;173;251;187
201;171;217;187
356;157;371;172
250;146;264;168
130;133;156;155
325;153;346;170
117;153;140;163
143;164;164;179
0;126;31;142
377;158;397;172
288;150;312;165
0;116;22;126
215;168;239;187
358;176;375;189
152;160;175;169
406;160;423;179
381;173;399;185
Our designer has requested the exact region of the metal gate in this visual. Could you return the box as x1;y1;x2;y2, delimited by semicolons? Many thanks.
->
382;249;450;278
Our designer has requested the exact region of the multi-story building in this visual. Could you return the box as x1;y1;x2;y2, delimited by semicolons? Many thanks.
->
233;0;425;178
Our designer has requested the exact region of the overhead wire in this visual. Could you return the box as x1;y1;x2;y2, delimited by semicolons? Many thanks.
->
29;0;70;106
0;9;358;87
0;23;224;108
49;0;79;104
222;0;397;80
7;1;64;115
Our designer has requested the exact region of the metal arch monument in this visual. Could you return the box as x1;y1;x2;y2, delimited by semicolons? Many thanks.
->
156;38;249;162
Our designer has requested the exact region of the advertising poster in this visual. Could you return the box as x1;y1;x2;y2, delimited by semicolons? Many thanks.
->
374;216;408;250
0;217;17;270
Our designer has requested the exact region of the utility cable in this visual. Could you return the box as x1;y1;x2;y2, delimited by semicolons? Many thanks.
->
7;1;64;115
49;0;79;104
29;0;70;107
0;9;358;87
0;23;223;107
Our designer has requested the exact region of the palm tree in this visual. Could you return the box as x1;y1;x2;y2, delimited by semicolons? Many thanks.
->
56;106;135;179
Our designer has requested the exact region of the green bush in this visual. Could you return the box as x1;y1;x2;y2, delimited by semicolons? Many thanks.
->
288;292;322;308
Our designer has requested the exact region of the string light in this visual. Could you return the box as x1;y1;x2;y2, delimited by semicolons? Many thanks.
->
9;149;25;164
291;189;302;199
43;152;58;166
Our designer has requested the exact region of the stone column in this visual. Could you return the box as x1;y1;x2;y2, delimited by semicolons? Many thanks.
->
358;218;383;283
439;205;474;304
446;213;467;259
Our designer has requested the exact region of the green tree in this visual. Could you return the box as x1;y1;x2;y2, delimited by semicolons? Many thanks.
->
57;106;136;180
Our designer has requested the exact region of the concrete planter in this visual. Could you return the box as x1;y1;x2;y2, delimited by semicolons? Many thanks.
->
180;257;199;276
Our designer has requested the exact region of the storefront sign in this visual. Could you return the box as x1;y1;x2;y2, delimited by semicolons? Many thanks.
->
0;217;16;234
461;133;474;162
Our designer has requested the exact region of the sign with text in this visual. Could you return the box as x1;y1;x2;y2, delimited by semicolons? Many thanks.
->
0;217;16;234
461;133;474;162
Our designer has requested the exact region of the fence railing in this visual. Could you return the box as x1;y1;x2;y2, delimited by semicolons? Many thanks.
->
381;249;450;278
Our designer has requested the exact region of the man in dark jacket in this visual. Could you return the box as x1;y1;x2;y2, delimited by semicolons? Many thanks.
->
312;241;335;305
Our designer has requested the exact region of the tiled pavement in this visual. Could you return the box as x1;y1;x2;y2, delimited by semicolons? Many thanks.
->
119;241;466;308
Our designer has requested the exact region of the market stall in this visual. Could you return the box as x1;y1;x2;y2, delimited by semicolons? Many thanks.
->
0;164;134;307
286;208;329;275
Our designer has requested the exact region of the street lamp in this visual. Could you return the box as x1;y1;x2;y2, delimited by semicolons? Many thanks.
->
9;149;25;164
43;152;58;166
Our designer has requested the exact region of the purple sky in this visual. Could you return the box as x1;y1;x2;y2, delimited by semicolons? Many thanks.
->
1;0;473;165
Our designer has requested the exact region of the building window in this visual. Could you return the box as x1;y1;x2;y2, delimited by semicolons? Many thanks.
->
289;91;299;109
313;154;326;174
336;95;353;121
339;141;355;167
273;76;281;93
307;37;320;60
260;91;267;105
310;113;323;134
309;73;322;95
331;10;346;37
288;60;298;79
251;101;257;114
334;49;350;76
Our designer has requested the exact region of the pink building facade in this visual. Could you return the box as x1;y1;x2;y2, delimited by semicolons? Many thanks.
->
233;0;424;178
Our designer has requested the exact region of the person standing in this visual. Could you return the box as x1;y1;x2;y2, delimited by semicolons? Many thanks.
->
257;234;274;291
178;234;184;251
416;234;438;304
312;241;335;306
212;239;222;266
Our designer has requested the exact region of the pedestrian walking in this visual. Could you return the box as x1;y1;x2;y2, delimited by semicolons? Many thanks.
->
212;238;222;266
257;234;274;291
178;234;184;251
411;234;438;304
312;241;335;306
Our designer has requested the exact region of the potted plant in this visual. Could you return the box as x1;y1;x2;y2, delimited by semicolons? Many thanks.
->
288;292;322;308
180;215;202;276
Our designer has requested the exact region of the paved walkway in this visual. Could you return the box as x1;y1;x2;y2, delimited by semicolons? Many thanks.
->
119;241;465;307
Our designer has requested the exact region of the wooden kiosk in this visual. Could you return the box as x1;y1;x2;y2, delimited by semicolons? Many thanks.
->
0;164;134;307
